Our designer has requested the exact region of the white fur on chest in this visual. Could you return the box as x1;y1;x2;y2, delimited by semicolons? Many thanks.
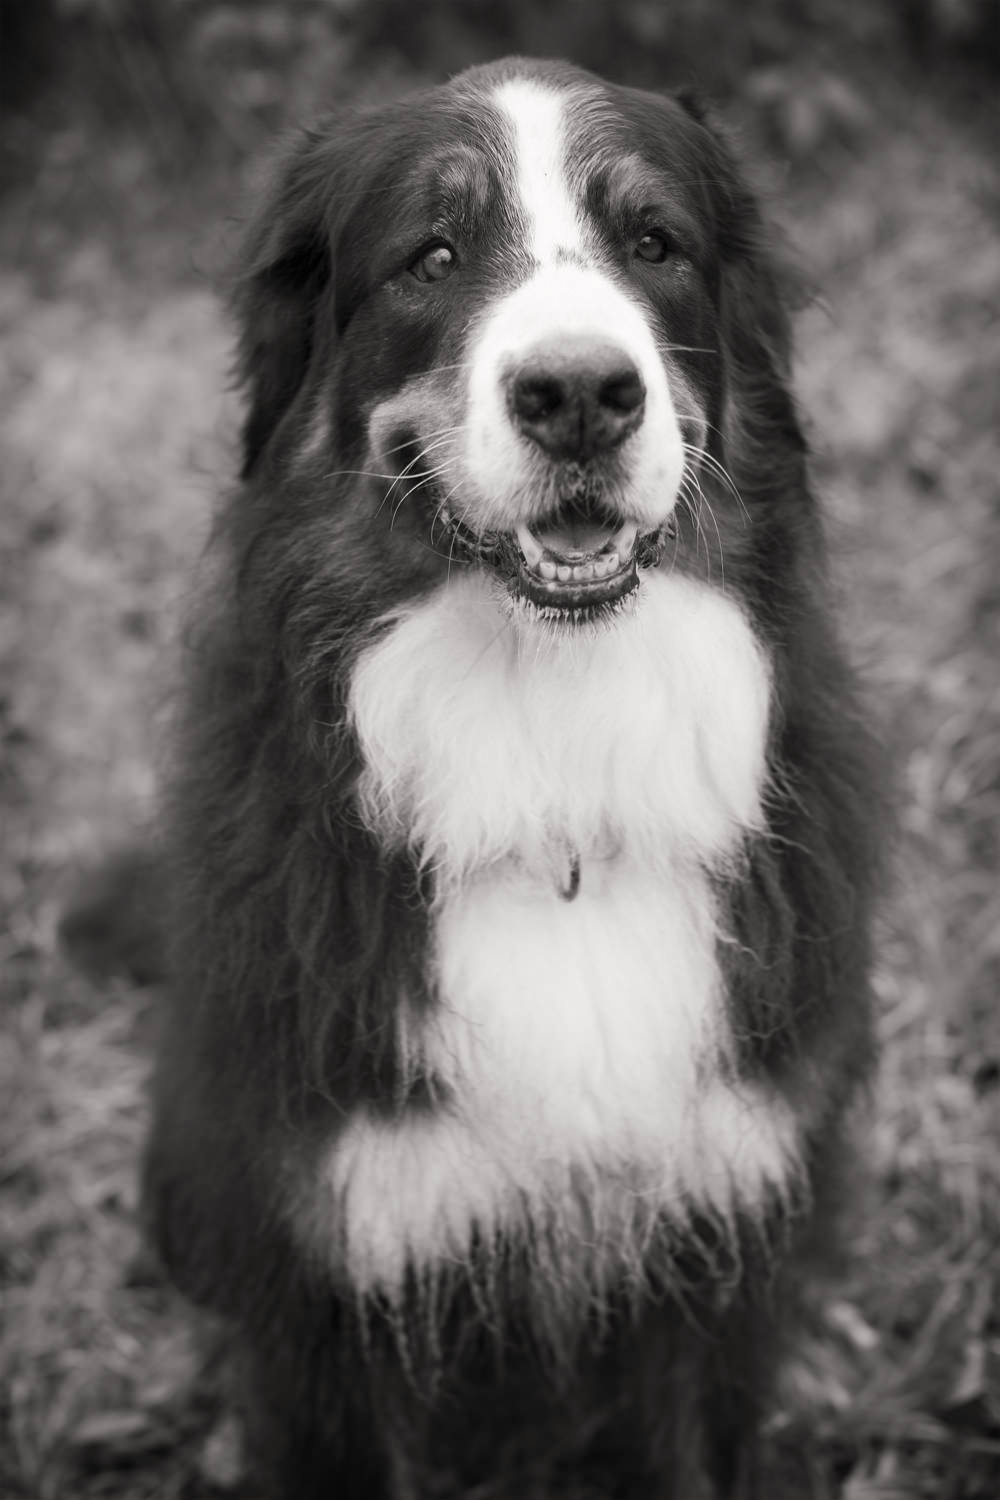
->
349;571;771;883
312;573;797;1296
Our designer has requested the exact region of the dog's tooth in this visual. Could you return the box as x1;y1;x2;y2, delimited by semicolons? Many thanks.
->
611;520;639;556
516;523;543;567
539;560;557;581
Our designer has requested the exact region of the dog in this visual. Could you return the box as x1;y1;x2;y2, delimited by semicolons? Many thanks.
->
144;56;884;1498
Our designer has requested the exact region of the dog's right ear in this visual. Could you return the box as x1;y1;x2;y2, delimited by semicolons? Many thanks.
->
233;128;337;478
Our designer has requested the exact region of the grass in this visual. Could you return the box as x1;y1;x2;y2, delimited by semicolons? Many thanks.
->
1;44;998;1500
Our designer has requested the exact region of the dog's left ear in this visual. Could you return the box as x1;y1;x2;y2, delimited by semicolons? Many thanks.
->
681;95;799;380
675;91;811;479
233;128;338;478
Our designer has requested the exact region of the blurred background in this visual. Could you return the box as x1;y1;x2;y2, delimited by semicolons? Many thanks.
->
1;3;998;1496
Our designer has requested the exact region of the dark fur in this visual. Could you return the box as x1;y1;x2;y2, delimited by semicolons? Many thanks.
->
144;59;884;1498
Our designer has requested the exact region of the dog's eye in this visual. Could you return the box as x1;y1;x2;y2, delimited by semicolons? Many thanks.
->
635;232;671;263
410;243;457;284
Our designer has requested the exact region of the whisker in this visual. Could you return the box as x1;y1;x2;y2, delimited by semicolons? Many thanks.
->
683;470;727;591
435;480;473;580
701;494;726;591
378;436;462;512
678;477;706;572
321;467;410;483
389;470;452;529
376;441;455;520
381;424;466;457
678;473;717;585
673;410;727;444
683;443;748;524
323;429;464;487
387;465;454;529
658;345;719;357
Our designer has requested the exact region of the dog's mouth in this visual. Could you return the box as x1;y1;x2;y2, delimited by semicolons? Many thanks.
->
436;501;674;619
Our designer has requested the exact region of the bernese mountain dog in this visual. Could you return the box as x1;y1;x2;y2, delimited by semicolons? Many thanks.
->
145;56;883;1499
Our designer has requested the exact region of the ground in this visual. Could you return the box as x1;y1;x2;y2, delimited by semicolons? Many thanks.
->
1;48;998;1500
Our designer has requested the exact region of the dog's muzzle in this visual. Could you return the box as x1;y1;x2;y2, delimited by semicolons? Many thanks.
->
439;335;672;620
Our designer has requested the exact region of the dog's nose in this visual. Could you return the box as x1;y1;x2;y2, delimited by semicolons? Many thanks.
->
508;340;646;461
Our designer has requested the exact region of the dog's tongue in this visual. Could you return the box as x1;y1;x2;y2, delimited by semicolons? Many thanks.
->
517;520;638;565
535;520;615;558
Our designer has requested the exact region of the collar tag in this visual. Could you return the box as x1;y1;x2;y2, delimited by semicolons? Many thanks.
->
559;850;581;902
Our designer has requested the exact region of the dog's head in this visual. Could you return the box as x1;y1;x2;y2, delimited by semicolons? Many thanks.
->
234;58;793;626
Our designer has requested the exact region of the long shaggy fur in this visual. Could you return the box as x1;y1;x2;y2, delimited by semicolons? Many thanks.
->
145;57;885;1499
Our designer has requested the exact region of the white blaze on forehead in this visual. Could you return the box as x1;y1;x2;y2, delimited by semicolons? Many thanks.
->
493;79;586;263
455;73;690;538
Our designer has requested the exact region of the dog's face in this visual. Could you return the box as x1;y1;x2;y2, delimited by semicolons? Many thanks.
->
236;60;773;626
